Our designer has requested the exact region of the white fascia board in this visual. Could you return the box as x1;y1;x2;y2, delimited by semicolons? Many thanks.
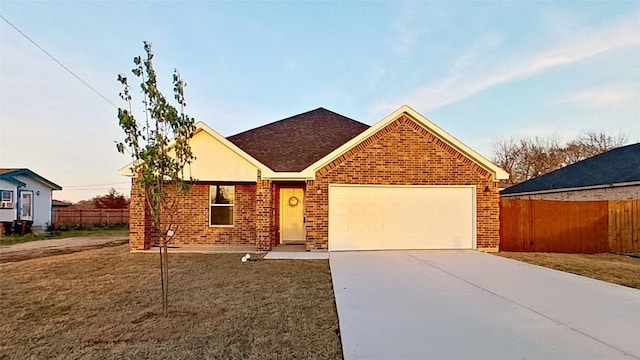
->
301;105;510;180
261;172;315;181
500;181;640;197
118;121;275;178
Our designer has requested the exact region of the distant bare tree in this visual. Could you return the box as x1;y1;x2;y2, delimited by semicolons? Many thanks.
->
492;131;628;184
92;188;129;209
491;137;521;180
519;136;564;181
564;131;627;163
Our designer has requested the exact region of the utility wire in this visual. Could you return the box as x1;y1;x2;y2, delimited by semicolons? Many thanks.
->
63;188;129;191
64;182;130;188
0;13;118;108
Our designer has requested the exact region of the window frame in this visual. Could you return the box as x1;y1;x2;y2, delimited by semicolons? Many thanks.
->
0;190;13;209
209;185;235;227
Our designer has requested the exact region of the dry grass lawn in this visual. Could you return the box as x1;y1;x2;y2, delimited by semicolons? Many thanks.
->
0;245;342;359
496;252;640;289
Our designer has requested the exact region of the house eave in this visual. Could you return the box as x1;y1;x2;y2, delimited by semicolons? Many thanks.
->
0;175;26;187
500;180;640;197
261;172;315;181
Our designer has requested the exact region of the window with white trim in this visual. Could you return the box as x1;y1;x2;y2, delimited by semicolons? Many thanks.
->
210;185;234;226
0;190;13;209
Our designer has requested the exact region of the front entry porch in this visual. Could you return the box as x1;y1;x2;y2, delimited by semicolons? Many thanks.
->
263;244;329;260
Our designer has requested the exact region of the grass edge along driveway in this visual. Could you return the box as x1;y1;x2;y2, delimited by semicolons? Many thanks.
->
495;252;640;289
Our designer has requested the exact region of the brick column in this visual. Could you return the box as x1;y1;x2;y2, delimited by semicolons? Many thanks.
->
255;172;272;251
129;178;152;250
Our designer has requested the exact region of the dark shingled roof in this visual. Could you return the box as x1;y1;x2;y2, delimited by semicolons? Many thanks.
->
501;143;640;195
227;108;370;172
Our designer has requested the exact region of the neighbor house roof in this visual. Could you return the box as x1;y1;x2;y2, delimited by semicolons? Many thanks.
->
501;143;640;196
227;108;370;172
52;199;72;207
0;168;62;190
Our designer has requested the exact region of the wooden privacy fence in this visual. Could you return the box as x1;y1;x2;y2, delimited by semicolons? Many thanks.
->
500;199;639;253
53;209;129;226
609;200;640;253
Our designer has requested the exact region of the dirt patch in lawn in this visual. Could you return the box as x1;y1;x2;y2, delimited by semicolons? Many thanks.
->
0;244;342;359
496;252;640;289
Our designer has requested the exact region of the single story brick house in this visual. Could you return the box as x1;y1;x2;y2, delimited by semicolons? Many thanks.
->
501;143;640;200
123;105;508;252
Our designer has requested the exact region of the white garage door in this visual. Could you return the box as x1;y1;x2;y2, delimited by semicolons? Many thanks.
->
328;185;475;251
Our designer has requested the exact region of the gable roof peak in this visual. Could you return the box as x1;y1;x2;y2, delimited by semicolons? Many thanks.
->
227;107;370;172
303;105;510;181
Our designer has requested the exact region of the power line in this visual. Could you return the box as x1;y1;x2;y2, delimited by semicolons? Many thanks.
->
63;188;129;191
0;13;118;108
64;182;130;188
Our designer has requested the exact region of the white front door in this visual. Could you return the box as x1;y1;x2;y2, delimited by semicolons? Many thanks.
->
280;188;305;244
20;191;34;221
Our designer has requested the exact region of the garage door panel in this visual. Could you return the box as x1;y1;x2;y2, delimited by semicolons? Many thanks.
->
328;185;475;251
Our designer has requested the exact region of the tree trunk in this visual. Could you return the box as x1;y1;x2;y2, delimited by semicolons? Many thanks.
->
162;243;169;317
159;245;166;315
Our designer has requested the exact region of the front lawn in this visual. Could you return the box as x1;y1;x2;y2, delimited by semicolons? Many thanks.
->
0;244;342;359
496;252;640;289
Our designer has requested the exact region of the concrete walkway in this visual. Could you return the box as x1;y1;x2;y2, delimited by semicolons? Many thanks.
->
0;236;127;262
133;245;258;254
330;250;640;360
263;244;329;260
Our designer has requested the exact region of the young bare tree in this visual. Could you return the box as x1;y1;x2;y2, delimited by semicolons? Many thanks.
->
116;42;196;316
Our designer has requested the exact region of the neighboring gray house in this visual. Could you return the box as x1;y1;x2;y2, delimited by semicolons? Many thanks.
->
0;169;62;229
501;143;640;200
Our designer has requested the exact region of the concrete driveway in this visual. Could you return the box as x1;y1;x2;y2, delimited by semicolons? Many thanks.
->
330;250;640;360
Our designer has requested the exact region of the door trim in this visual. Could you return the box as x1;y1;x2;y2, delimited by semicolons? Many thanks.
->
19;190;34;221
279;187;305;244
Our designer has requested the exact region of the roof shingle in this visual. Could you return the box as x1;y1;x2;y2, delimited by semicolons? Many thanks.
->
227;108;370;172
501;143;640;195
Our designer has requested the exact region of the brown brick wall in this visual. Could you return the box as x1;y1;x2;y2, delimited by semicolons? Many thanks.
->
128;182;257;250
255;172;272;251
304;115;500;251
129;178;151;250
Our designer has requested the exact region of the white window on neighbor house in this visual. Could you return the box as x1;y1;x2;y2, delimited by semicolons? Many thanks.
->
0;190;13;208
210;185;234;226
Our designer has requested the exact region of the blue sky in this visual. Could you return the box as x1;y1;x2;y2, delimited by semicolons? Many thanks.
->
1;1;639;202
